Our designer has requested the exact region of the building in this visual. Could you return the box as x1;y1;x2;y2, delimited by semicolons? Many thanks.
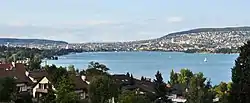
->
32;74;88;99
0;63;33;93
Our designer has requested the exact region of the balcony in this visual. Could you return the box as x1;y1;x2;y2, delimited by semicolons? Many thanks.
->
36;88;48;93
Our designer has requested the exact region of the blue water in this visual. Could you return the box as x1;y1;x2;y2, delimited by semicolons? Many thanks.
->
45;52;238;85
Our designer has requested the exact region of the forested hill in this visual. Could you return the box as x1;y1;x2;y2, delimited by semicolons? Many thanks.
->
0;38;68;45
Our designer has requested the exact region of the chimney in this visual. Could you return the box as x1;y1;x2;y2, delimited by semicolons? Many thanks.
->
12;62;16;68
25;71;29;77
81;76;86;81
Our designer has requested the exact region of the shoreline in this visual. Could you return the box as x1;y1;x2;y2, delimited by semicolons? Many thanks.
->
48;50;239;60
72;50;239;54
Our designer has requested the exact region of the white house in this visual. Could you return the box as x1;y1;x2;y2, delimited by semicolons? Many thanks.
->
32;76;55;98
32;76;88;99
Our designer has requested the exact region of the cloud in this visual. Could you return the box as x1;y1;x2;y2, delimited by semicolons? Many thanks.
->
6;21;29;27
84;20;114;25
0;18;180;43
166;17;183;23
59;20;116;27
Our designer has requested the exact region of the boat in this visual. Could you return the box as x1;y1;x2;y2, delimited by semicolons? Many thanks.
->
204;57;207;62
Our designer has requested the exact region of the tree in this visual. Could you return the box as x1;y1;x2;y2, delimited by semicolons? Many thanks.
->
231;41;250;103
178;69;193;87
185;73;213;103
85;62;110;80
79;69;86;75
141;76;145;81
169;69;178;86
89;75;119;103
154;71;172;103
45;65;68;87
126;72;130;77
42;88;56;103
88;61;109;72
68;65;76;73
214;82;230;103
204;80;214;103
0;77;17;102
56;76;78;103
118;90;151;103
129;74;135;85
27;54;42;71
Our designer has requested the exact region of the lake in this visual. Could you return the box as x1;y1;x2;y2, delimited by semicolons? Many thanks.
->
44;52;239;85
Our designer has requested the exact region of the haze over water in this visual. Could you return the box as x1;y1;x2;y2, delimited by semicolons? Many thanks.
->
46;52;238;85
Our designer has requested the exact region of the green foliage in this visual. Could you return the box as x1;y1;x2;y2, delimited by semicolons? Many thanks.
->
68;65;76;72
154;71;172;103
231;41;250;103
178;69;193;87
169;69;178;85
42;88;56;103
213;82;231;103
27;54;42;71
45;65;68;87
118;90;151;103
15;93;33;103
0;77;17;102
89;75;119;103
85;61;110;80
56;76;78;103
79;69;86;75
185;73;213;103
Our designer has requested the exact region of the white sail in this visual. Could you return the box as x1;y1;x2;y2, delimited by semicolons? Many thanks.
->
204;58;207;62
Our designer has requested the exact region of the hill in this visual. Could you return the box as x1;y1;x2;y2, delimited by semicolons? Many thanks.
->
0;38;68;45
160;26;250;39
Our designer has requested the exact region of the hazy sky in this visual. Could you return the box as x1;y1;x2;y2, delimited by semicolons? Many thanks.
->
0;0;249;43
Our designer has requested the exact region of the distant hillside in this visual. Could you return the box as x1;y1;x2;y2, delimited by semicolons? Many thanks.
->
0;38;68;45
161;26;250;38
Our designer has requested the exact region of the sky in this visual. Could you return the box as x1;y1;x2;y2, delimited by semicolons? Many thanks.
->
0;0;250;43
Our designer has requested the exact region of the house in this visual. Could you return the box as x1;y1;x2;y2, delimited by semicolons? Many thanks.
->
25;70;48;83
0;63;33;93
32;76;55;98
74;76;89;99
32;75;88;99
112;74;155;94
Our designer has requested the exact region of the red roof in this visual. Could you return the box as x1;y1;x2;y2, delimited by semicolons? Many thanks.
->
0;64;13;70
0;63;32;85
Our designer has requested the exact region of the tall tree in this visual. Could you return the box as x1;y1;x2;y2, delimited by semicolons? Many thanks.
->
231;41;250;103
169;69;178;86
178;69;193;87
185;73;213;103
55;76;78;103
154;71;172;103
129;74;135;85
89;75;119;103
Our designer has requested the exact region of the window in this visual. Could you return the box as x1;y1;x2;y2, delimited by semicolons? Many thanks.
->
39;84;43;89
44;84;48;89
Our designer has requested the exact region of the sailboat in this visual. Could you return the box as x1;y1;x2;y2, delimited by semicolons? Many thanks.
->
204;57;207;62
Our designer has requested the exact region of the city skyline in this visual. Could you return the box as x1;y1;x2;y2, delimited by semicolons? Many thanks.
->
0;0;250;43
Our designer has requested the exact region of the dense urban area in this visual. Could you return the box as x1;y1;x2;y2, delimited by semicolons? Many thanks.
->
2;27;250;53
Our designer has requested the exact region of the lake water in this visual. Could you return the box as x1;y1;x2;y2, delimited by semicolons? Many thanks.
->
45;52;239;85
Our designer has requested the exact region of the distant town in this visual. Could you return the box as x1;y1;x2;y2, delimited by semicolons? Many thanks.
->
2;27;250;53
